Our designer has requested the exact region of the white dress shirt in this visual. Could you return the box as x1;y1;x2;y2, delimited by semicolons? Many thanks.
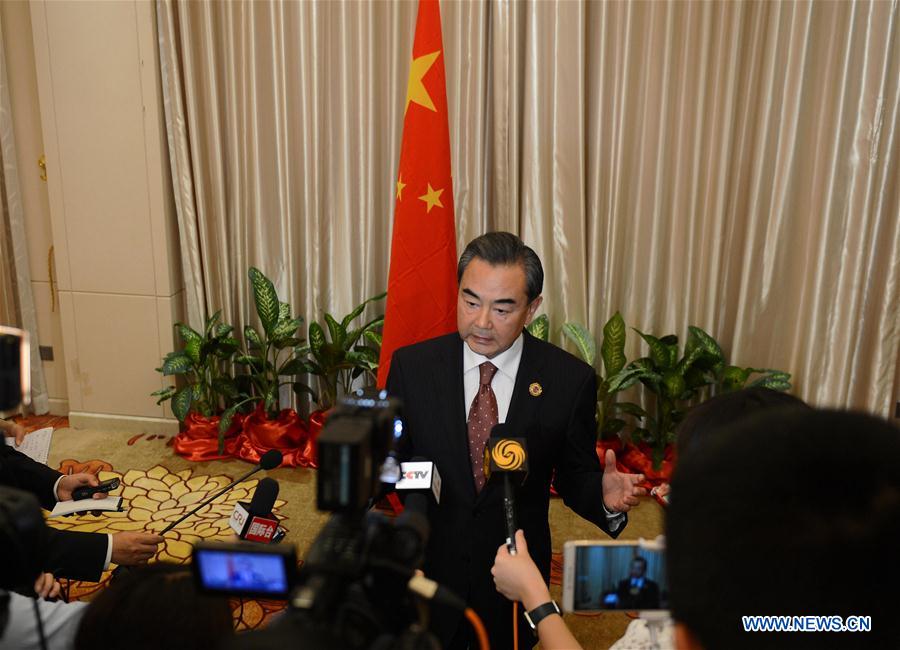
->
462;333;624;528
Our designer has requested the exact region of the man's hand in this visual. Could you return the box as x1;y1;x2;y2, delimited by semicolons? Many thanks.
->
1;421;26;446
491;530;550;610
56;473;103;501
602;449;647;512
111;532;164;565
33;572;61;600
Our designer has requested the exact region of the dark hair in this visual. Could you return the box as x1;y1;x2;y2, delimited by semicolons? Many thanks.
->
457;232;544;302
632;556;647;567
676;387;808;458
667;408;900;650
75;563;233;650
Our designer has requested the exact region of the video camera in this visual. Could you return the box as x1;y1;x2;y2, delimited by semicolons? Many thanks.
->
194;389;444;650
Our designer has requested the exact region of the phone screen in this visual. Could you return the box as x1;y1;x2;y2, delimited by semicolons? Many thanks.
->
194;545;294;599
563;541;668;612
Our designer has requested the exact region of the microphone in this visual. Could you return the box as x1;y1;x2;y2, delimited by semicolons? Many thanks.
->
395;459;442;504
229;477;281;543
160;449;282;535
485;424;528;555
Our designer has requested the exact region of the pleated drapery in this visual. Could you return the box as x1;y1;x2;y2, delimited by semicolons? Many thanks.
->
157;0;900;417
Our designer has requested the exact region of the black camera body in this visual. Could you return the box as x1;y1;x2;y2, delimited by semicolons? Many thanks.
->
0;326;29;412
201;389;440;650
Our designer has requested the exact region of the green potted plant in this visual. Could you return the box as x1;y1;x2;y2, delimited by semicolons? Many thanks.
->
152;312;242;459
627;325;791;467
301;291;387;411
218;267;313;466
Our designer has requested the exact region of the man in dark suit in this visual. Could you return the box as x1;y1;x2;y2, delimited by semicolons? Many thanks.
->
615;556;660;610
0;433;162;581
387;232;646;649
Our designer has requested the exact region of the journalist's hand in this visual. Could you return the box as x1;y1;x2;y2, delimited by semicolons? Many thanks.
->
33;572;61;600
56;473;104;501
491;530;550;610
111;532;164;565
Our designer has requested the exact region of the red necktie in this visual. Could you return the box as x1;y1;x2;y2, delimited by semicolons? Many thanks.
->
468;361;498;493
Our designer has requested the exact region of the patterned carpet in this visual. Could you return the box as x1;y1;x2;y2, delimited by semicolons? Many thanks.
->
13;415;666;647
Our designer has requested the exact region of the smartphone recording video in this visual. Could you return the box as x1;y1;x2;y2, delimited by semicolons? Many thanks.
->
562;539;668;612
192;542;297;600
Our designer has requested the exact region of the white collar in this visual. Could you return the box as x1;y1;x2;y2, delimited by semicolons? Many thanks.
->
463;332;524;380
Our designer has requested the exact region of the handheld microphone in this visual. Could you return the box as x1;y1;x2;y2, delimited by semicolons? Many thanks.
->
161;449;283;535
485;424;528;555
229;477;281;543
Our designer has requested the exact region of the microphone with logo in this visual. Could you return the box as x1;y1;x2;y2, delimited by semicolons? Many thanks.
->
484;424;528;555
159;449;283;535
229;477;284;544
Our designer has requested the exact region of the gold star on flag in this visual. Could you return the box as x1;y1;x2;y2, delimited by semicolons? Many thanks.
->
405;50;440;114
418;183;444;213
396;175;406;200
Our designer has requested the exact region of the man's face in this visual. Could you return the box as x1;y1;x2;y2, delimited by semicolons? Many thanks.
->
457;258;542;359
630;560;646;578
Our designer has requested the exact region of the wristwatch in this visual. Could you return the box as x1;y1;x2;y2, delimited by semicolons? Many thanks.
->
524;600;561;634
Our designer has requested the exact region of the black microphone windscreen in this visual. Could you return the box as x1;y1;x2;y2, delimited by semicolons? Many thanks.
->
249;477;279;515
259;449;283;470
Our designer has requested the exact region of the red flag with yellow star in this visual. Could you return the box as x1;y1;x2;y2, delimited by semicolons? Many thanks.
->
377;0;458;386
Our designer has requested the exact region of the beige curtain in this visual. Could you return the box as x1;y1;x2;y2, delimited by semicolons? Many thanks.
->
0;8;48;413
157;0;900;416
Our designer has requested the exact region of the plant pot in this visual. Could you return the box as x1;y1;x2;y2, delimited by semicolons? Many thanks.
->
303;409;329;469
173;411;243;461
232;403;310;468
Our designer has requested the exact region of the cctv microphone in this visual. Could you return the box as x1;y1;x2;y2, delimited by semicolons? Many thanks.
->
395;458;442;504
229;477;282;543
485;424;529;555
160;449;283;535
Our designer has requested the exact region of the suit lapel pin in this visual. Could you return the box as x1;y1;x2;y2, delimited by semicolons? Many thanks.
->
529;382;543;397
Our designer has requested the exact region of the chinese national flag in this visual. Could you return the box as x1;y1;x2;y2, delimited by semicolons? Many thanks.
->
377;0;458;386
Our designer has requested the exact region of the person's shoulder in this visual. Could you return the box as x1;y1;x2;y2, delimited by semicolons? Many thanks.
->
392;332;460;363
525;331;595;377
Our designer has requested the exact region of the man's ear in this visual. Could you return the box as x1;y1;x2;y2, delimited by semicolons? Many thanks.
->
674;622;704;650
525;296;543;323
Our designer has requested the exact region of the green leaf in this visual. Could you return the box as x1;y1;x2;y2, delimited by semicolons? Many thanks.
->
347;315;385;350
212;376;239;400
607;366;648;393
363;330;382;348
219;405;239;434
279;357;311;376
217;337;240;356
526;314;550;341
278;302;291;323
244;325;263;350
248;267;280;335
150;386;177;405
292;382;318;402
749;375;792;391
600;312;627;376
273;337;304;350
662;371;687;399
161;352;192;376
264;386;278;412
273;317;304;342
634;329;671;369
720;365;752;392
340;291;387;330
562;322;596;366
184;338;202;364
171;387;193;421
309;322;327;356
601;418;626;435
205;310;222;336
686;326;724;364
324;313;344;347
177;323;202;346
612;401;647;417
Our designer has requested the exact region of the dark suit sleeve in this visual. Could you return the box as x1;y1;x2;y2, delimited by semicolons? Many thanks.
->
0;444;64;509
552;368;626;537
44;527;107;582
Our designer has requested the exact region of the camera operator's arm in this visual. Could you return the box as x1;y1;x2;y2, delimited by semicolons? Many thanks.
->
0;417;26;445
492;530;583;650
